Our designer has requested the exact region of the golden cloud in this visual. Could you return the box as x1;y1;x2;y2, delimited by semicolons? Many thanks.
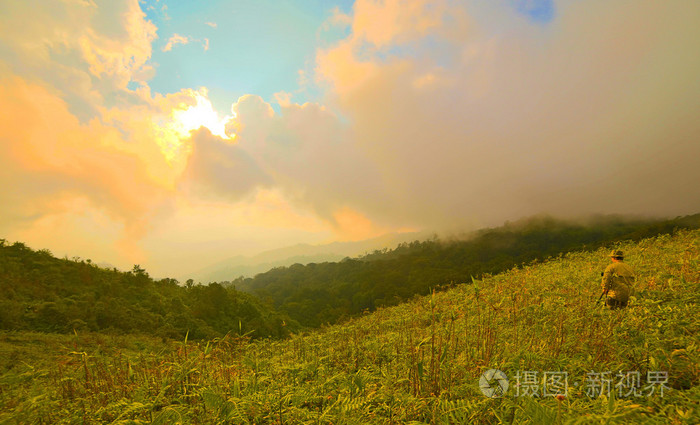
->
0;75;170;262
162;34;189;52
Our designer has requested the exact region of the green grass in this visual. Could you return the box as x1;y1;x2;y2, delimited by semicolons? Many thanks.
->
1;229;698;424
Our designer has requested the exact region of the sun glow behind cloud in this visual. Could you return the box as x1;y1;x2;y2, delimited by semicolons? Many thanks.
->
171;91;233;140
153;89;235;164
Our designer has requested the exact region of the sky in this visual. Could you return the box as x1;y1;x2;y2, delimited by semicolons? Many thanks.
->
1;0;699;280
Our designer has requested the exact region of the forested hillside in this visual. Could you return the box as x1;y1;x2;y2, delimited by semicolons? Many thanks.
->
0;241;293;339
233;214;700;327
2;214;698;339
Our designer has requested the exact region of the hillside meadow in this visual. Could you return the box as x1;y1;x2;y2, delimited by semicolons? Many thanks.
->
0;229;698;424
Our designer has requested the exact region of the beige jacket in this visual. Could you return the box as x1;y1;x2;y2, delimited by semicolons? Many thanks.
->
602;262;635;302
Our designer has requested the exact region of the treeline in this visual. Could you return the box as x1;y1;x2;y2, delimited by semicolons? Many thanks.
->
0;242;294;340
3;214;698;338
233;214;700;328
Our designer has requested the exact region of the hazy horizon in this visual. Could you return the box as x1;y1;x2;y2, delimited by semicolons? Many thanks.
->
4;212;691;284
2;1;699;278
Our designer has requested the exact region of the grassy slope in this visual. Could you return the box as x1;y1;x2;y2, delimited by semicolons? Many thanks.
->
0;229;698;424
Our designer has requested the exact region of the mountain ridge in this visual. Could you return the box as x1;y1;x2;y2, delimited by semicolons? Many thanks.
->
187;231;427;283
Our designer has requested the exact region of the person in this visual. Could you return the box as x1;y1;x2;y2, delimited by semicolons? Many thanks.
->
601;249;635;309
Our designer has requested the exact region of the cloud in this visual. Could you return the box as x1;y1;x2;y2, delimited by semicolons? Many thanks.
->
139;189;333;278
511;0;555;24
317;6;352;47
162;33;189;52
0;0;156;118
0;75;171;264
222;95;389;232
332;207;393;242
273;91;293;107
179;128;271;200
162;33;209;52
311;0;700;231
79;0;156;84
351;0;456;48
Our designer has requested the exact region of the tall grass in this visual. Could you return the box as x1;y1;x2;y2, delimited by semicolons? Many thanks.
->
1;229;698;424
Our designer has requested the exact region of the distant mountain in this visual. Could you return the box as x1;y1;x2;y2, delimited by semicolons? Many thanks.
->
187;231;426;283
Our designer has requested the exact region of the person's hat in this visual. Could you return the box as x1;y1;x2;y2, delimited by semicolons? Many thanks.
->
609;249;624;258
